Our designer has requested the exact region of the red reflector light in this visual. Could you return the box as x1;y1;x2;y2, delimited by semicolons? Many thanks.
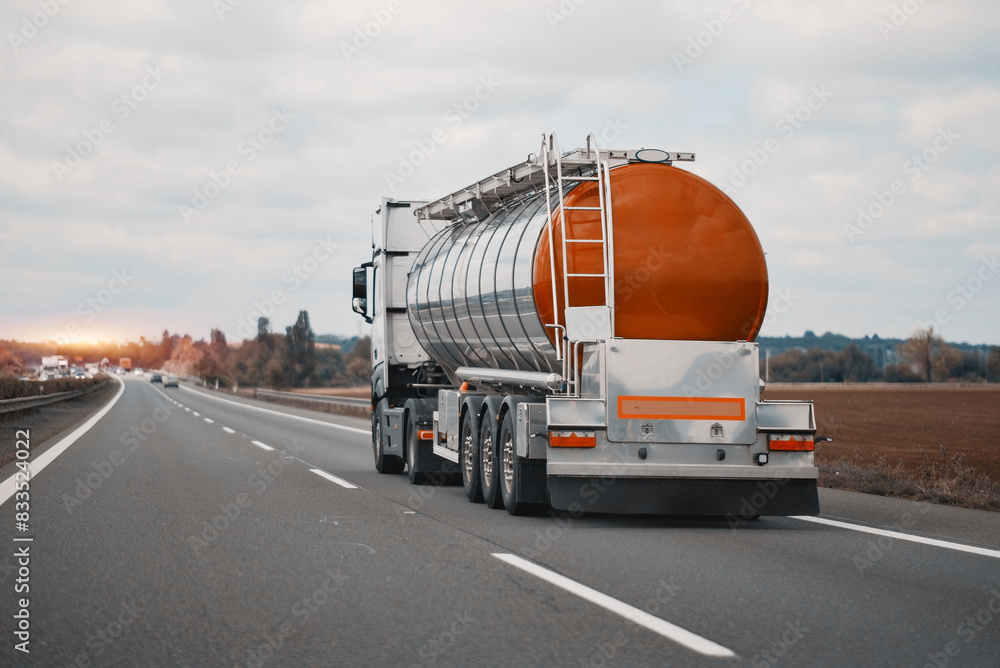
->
417;430;434;441
549;432;597;448
769;437;814;451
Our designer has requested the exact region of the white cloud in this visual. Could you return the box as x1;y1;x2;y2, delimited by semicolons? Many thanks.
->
1;0;999;344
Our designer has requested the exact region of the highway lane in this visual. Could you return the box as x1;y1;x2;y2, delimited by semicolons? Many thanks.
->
1;375;999;666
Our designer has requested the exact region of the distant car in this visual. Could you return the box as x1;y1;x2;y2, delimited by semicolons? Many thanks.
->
150;373;162;383
134;368;144;377
164;376;179;388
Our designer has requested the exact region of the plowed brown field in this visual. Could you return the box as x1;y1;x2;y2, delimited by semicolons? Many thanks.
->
762;384;1000;480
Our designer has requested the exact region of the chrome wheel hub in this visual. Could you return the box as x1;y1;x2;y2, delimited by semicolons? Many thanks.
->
502;431;514;490
481;428;493;481
463;427;474;481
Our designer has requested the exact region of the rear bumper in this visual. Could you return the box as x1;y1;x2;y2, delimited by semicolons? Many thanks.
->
547;475;820;517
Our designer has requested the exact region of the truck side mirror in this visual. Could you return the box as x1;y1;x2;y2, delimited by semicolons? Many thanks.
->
353;266;367;299
352;266;372;323
352;297;370;322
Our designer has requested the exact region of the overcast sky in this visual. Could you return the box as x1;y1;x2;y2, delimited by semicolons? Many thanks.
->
2;0;998;346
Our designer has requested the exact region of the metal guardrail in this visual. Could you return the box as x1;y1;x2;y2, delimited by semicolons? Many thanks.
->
0;380;111;415
254;389;370;407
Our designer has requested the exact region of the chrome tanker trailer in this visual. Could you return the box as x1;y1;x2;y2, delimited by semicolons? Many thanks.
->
352;133;820;517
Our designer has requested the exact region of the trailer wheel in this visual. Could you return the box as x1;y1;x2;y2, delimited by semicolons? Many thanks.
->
480;408;503;509
460;411;483;503
373;405;404;474
499;411;529;515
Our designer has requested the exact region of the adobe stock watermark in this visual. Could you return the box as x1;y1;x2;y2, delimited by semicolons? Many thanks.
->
647;576;684;613
723;85;834;194
517;451;631;560
877;0;932;40
228;235;340;340
544;0;589;31
64;599;145;668
750;619;809;667
726;476;790;529
398;463;460;517
62;398;175;514
410;610;478;666
755;287;800;338
922;587;1000;668
340;0;404;62
616;242;665;303
578;632;628;668
51;65;168;182
383;75;502;192
912;254;998;334
214;0;248;21
673;0;751;73
679;341;754;397
844;126;959;243
48;268;135;345
179;107;296;223
188;443;302;556
7;0;73;54
591;116;628;148
853;500;932;574
244;569;348;667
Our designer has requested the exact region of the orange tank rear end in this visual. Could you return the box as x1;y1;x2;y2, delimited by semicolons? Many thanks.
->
533;162;768;344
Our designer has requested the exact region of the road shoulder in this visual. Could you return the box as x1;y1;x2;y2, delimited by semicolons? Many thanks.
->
817;486;1000;550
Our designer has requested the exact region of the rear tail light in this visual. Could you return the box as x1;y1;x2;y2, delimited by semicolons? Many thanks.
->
769;436;815;451
549;431;597;448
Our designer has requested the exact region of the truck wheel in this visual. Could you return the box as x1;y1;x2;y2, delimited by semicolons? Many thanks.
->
406;411;429;485
499;411;527;515
373;406;404;474
460;412;483;503
480;408;503;509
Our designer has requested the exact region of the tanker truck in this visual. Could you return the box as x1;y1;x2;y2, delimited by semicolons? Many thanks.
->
352;133;820;518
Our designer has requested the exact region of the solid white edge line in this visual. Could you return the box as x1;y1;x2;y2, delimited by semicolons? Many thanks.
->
492;553;736;658
222;427;236;434
792;515;1000;559
309;468;358;489
179;384;370;435
1;375;125;506
251;440;274;451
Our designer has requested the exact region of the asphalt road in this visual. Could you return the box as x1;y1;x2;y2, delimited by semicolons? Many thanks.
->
1;375;998;667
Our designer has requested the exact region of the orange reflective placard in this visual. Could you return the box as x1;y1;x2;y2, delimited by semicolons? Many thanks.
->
769;437;815;451
617;396;746;421
549;433;597;448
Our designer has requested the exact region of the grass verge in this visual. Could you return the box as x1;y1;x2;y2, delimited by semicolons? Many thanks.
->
819;446;1000;512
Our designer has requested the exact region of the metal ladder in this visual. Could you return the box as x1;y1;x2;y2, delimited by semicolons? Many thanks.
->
542;133;616;394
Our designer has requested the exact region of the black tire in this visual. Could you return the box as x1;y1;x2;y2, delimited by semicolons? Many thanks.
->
499;410;529;515
460;411;483;503
480;408;503;509
406;411;429;485
373;405;404;474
